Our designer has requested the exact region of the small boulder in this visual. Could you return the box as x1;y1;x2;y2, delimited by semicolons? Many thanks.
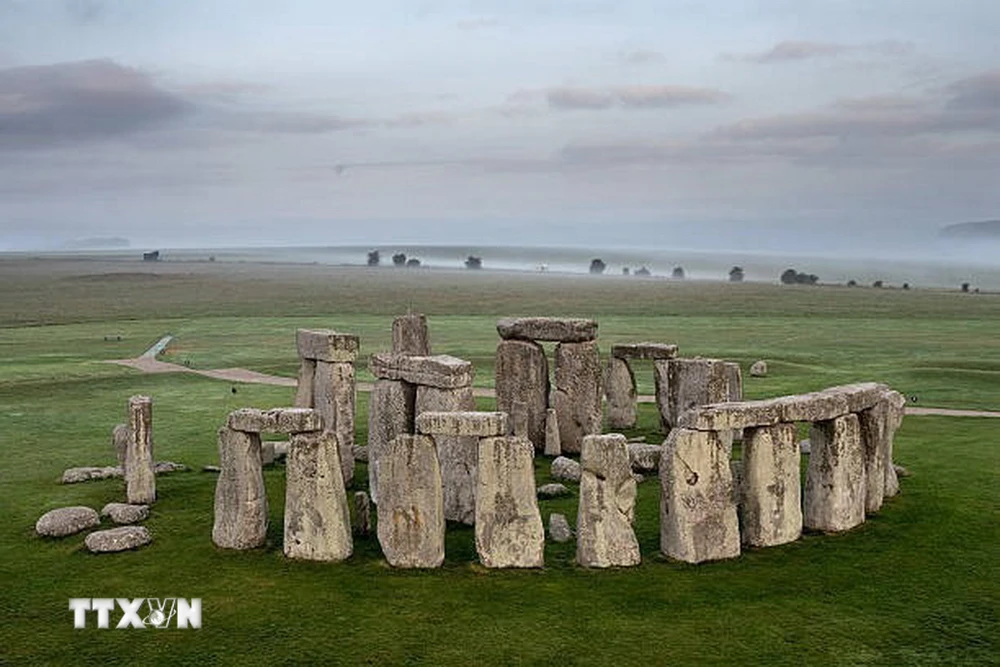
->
550;456;581;483
537;483;570;499
353;445;369;462
85;526;152;553
549;513;573;543
202;465;221;473
61;466;122;484
628;443;661;473
799;439;811;454
36;506;100;537
154;461;189;474
354;491;372;536
893;463;911;478
750;360;768;377
101;503;149;525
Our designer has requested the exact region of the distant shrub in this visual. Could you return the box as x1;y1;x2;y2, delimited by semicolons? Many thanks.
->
406;258;421;268
961;282;970;293
622;267;630;275
847;279;857;287
873;280;884;288
672;266;685;280
729;266;744;282
634;266;651;277
781;268;819;285
589;258;606;275
392;253;407;267
465;255;483;270
903;283;910;290
367;250;380;266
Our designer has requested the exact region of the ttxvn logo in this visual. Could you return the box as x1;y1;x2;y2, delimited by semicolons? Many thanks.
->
69;598;201;629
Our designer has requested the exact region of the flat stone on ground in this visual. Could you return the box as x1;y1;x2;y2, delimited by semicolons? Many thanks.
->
62;466;122;484
550;456;582;483
101;503;149;525
35;506;100;537
496;317;598;343
549;513;573;543
85;526;152;553
537;483;571;498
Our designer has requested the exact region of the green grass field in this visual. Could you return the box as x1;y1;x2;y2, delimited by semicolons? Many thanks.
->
1;258;997;665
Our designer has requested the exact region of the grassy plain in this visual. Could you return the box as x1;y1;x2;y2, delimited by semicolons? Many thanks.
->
0;257;997;665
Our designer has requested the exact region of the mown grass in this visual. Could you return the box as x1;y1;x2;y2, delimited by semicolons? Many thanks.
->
0;258;997;665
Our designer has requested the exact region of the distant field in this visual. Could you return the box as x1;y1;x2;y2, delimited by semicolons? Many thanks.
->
0;257;997;665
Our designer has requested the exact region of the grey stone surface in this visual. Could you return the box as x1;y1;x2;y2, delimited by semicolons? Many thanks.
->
659;428;741;563
261;441;276;466
610;342;678;360
627;442;662;473
313;360;356;484
605;356;637;429
212;427;268;550
416;385;477;525
296;328;359;363
550;456;582;483
294;358;316;408
883;391;906;498
804;414;866;532
112;423;130;467
153;461;189;474
367;379;416;505
656;359;733;432
858;401;889;514
203;465;221;473
35;506;100;537
537;482;571;498
799;439;811;455
510;400;529;438
726;362;743;402
226;408;323;434
553;341;603;454
125;395;156;505
392;313;431;356
85;526;152;553
376;435;445;568
544;407;561;457
495;339;549;449
496;317;598;343
101;502;149;525
740;423;802;547
284;432;353;562
577;434;640;568
678;400;783;431
549;513;573;543
61;466;122;484
415;411;509;437
370;353;473;389
475;436;545;568
775;384;887;423
353;445;368;462
749;360;768;377
354;491;372;536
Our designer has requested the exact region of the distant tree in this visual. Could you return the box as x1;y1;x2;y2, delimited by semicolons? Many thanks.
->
729;266;744;282
208;256;216;262
406;258;421;268
392;252;407;267
805;274;819;285
781;268;819;285
622;267;630;275
635;266;651;277
847;279;857;287
589;258;606;275
672;266;685;280
873;280;884;288
902;283;910;290
961;282;970;293
367;250;380;266
465;255;483;270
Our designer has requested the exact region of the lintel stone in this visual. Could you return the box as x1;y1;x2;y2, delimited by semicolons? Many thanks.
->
415;411;509;437
227;407;323;434
496;317;597;343
296;328;360;362
611;342;678;360
370;353;473;389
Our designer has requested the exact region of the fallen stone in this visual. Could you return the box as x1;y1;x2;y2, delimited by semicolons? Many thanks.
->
392;313;431;356
415;411;509;437
226;408;323;434
577;434;640;568
312;360;356;484
354;491;372;536
633;473;646;484
101;502;149;525
35;506;100;537
353;445;368;462
740;423;802;547
496;317;597;343
202;465;221;473
553;341;603;453
549;513;573;543
544;408;562;457
537;482;571;498
370;353;473;389
416;385;477;525
112;423;130;467
376;435;445;568
894;463;911;478
284;432;352;562
61;466;121;484
125;395;156;505
212;427;268;550
627;436;647;443
153;461;189;474
804;414;865;532
610;342;678;360
367;379;416;505
495;339;549;449
605;356;637;429
296;328;360;363
85;526;152;553
678;399;783;431
475;436;545;568
551;456;582;483
627;442;662;473
749;360;768;377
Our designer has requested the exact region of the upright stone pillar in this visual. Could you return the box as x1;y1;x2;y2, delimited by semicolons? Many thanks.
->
656;358;734;432
495;339;549;450
392;313;431;355
367;379;416;504
213;427;268;549
544;407;561;456
659;428;740;563
294;359;316;408
858;401;889;513
284;432;352;561
475;435;545;568
376;435;445;568
740;423;801;547
604;357;637;429
577;434;640;568
804;414;865;532
125;395;156;505
553;341;603;454
415;385;477;524
882;390;906;498
111;423;130;468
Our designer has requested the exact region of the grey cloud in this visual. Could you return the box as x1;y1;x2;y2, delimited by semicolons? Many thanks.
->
946;69;1000;110
456;17;501;30
547;87;613;109
620;49;665;65
224;112;370;134
0;59;190;149
724;40;913;64
64;0;105;24
545;84;728;110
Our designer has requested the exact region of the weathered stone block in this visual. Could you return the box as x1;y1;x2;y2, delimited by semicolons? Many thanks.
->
577;434;640;567
392;313;431;356
858;401;888;513
126;395;156;505
284;432;352;562
495;339;549;449
112;423;130;468
549;513;573;543
883;390;906;497
296;328;359;362
550;456;581;483
35;506;100;537
740;423;802;547
553;341;602;454
85;526;152;553
313;360;356;484
226;408;323;434
659;428;740;563
415;411;509;437
293;358;316;408
376;435;445;568
475;436;545;568
725;362;743;402
496;317;597;342
610;342;678;360
804;414;865;532
544;407;561;456
678;400;783;431
655;359;733;432
627;442;662;473
367;379;416;504
353;491;372;536
101;502;149;525
370;353;473;389
212;427;268;550
749;360;768;377
416;385;477;525
605;357;637;429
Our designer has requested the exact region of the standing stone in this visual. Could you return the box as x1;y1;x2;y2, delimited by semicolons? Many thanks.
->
740;423;801;547
475;436;545;568
605;357;637;429
659;428;740;563
111;423;130;468
392;313;431;356
495;339;549;449
416;385;477;524
577;434;640;567
726;362;743;402
553;341;603;454
510;400;529;438
550;456;581;483
294;358;316;408
544;408;561;457
883;391;906;498
376;435;445;568
367;379;416;504
804;414;865;532
313;360;356;485
284;432;352;562
655;359;733;432
354;491;372;536
126;395;156;505
858;401;889;513
549;513;573;543
212;427;268;550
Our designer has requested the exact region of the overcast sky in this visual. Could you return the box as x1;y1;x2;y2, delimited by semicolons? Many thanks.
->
0;0;997;253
